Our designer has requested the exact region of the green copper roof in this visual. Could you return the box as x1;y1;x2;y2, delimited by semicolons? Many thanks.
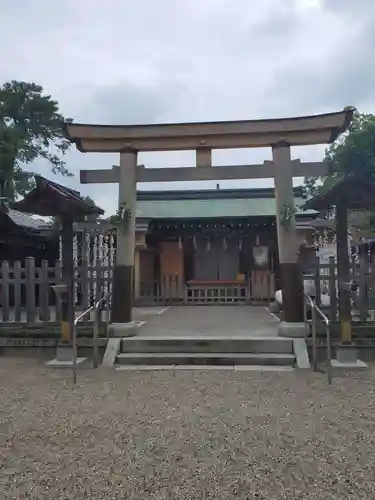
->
136;197;314;219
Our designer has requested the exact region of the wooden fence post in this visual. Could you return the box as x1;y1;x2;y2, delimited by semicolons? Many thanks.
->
54;260;62;321
313;256;321;307
358;255;368;322
1;260;10;322
25;257;36;322
39;260;50;321
13;261;22;322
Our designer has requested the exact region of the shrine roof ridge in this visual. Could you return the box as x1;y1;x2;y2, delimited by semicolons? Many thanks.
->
136;186;305;201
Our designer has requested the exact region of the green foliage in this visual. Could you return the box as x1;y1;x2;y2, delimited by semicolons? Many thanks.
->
303;107;375;230
325;109;375;180
280;203;297;229
0;80;72;200
109;201;132;231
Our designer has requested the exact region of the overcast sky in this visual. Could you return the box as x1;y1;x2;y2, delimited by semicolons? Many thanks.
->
1;0;374;215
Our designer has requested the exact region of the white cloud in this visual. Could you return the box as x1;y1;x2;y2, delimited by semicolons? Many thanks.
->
1;0;372;215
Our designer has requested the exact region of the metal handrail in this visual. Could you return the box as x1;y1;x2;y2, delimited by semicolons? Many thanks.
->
72;291;112;383
304;292;332;384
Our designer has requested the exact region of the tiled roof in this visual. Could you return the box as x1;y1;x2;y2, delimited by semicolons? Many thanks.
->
7;209;52;230
136;197;315;219
12;175;104;218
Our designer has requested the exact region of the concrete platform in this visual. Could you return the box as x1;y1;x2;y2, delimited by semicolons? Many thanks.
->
331;344;368;370
46;357;87;368
234;365;295;372
116;352;295;366
331;359;368;370
116;365;295;372
121;335;294;353
136;305;280;338
108;321;144;337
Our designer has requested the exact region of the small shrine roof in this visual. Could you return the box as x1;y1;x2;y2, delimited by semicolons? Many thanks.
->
303;175;375;211
12;175;104;219
0;205;53;240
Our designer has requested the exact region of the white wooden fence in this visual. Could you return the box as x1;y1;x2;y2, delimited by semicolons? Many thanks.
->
0;257;112;322
4;255;375;323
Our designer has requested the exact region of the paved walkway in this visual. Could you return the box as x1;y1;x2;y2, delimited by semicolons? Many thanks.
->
136;305;279;337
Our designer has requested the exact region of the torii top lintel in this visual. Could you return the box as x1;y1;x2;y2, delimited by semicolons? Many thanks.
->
64;109;353;153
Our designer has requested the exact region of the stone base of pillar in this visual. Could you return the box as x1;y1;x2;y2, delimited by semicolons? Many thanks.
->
331;344;367;369
108;322;143;338
46;344;86;367
110;264;134;324
278;321;308;338
279;263;304;322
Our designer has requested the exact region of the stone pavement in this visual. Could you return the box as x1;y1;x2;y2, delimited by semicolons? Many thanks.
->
136;305;279;337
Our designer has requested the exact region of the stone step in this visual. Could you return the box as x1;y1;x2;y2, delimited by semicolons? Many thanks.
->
120;336;293;354
116;352;295;366
116;365;295;372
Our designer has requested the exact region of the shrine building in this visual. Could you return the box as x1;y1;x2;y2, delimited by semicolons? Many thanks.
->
132;186;324;305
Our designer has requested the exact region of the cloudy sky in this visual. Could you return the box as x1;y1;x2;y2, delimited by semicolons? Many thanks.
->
1;0;374;215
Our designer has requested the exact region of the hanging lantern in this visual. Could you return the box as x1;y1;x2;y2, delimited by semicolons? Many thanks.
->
238;237;243;251
178;236;183;250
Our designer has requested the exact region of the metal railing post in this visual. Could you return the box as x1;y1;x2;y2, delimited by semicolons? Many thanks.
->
93;306;100;369
326;323;333;385
72;321;77;385
303;292;332;384
312;305;318;372
72;291;112;381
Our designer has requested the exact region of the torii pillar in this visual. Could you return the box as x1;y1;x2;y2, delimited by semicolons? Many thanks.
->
273;141;305;337
110;150;138;333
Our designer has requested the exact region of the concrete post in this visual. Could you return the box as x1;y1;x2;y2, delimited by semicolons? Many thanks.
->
110;150;137;334
335;203;352;344
134;248;140;301
272;142;306;337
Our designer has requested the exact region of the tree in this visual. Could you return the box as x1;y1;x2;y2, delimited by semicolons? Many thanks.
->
0;80;72;201
303;107;375;230
304;107;375;197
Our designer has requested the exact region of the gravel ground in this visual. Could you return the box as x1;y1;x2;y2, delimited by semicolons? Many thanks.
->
1;360;375;499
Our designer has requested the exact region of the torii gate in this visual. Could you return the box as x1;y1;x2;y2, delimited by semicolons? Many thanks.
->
64;109;353;337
